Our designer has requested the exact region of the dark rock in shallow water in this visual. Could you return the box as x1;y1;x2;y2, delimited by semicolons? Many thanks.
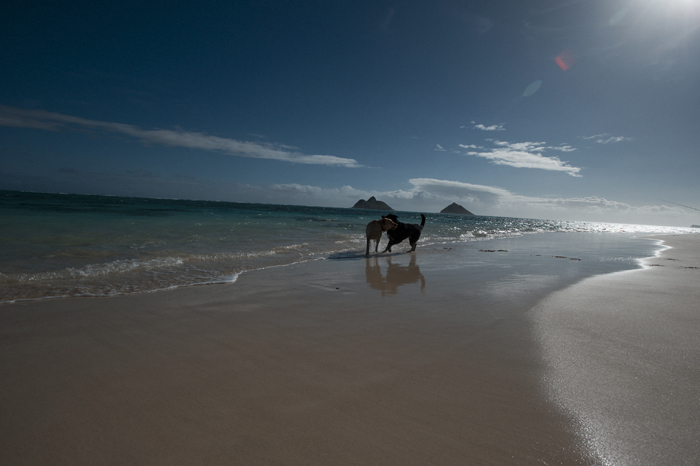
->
440;202;474;215
352;196;393;210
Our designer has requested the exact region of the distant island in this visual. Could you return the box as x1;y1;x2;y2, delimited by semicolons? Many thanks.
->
440;203;474;215
351;196;394;210
692;225;700;229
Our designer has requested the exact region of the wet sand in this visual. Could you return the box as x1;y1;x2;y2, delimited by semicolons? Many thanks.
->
2;233;695;465
533;234;700;465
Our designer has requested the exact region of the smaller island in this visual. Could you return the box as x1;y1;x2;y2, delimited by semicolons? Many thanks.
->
352;196;394;210
440;202;474;215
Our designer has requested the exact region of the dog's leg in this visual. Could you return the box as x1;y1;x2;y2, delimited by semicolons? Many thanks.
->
366;238;371;256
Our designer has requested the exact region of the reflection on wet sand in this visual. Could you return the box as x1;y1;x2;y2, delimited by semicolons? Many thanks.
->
365;254;425;295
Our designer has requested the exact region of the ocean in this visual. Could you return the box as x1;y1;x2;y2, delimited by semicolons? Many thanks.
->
0;190;693;303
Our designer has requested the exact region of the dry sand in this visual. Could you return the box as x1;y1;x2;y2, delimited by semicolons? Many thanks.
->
2;233;698;465
533;234;700;465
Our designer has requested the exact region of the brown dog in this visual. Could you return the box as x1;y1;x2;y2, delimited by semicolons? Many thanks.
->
365;216;398;256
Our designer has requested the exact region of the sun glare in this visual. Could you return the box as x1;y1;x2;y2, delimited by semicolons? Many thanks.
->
650;0;700;12
610;0;700;27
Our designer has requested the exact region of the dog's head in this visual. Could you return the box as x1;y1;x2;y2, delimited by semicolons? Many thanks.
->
380;216;398;231
385;214;399;223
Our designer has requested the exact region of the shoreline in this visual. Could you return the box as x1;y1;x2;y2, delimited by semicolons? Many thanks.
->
2;221;686;304
2;232;694;464
531;233;700;465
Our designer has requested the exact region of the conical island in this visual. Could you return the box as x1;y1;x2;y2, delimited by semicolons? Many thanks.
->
352;196;394;210
440;202;474;215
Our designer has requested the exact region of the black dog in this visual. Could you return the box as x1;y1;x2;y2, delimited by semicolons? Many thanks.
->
382;214;426;253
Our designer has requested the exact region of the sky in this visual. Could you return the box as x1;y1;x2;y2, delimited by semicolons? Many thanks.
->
1;0;699;226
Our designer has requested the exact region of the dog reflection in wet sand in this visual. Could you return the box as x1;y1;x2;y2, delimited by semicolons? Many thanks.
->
365;255;425;296
365;216;398;256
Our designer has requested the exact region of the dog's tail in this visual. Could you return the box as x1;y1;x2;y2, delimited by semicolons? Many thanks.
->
419;214;426;229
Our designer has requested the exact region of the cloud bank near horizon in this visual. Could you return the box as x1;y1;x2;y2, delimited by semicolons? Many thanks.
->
0;105;361;167
268;177;687;225
264;177;687;224
271;178;687;223
0;168;690;225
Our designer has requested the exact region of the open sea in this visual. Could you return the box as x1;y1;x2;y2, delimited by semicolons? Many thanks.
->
0;190;693;304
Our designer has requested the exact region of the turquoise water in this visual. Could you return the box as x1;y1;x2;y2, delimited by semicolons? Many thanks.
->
0;190;692;303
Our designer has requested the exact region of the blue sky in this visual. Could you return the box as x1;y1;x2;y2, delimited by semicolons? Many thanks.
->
2;0;699;226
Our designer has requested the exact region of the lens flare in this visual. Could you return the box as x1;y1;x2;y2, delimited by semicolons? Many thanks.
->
555;49;576;71
523;80;543;97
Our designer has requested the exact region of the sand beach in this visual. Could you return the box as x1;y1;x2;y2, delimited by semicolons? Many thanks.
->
1;233;699;465
533;234;700;464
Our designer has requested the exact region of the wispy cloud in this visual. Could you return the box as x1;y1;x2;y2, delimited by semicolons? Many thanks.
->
435;144;446;151
548;144;576;152
0;105;361;167
581;133;632;144
469;121;505;131
381;7;395;30
460;139;582;177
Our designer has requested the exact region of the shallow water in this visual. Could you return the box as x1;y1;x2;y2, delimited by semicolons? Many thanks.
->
0;190;692;303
